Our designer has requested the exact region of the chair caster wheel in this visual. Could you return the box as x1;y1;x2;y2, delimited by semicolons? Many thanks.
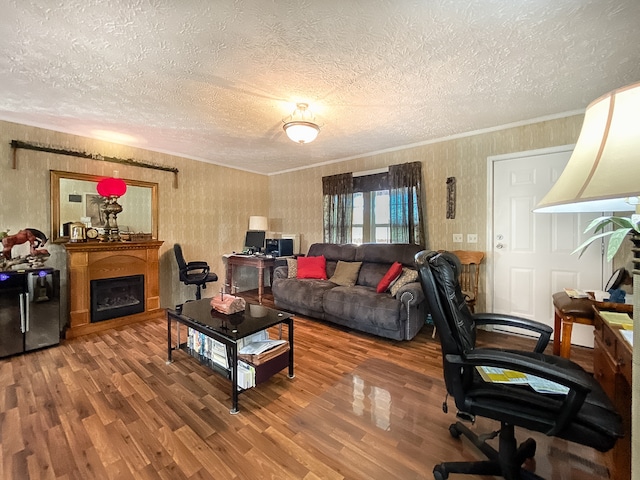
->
520;437;537;459
449;423;462;438
433;465;448;480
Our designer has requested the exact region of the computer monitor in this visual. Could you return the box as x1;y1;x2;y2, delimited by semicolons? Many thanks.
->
244;230;265;253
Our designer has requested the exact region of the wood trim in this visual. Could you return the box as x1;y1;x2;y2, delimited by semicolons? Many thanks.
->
64;241;163;338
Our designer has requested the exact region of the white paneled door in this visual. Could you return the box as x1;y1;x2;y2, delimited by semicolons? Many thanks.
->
490;146;608;348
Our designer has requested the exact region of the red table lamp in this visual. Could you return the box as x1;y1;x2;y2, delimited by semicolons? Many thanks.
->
97;176;127;242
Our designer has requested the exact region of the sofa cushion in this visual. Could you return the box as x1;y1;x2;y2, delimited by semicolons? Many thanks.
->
273;278;335;313
376;261;403;293
297;256;327;279
307;243;357;262
355;243;423;266
329;261;362;287
286;258;298;278
357;262;393;288
307;243;358;278
323;285;402;332
390;267;419;296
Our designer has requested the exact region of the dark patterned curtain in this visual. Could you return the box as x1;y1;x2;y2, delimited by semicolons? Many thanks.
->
322;173;353;243
389;162;425;245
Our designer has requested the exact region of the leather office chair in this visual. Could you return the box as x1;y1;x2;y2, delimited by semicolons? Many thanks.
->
415;250;622;480
449;250;484;313
174;244;218;300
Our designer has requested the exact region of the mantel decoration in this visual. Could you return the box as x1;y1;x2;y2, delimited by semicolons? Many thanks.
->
97;175;127;242
534;80;640;465
10;140;180;187
282;103;320;144
0;228;50;271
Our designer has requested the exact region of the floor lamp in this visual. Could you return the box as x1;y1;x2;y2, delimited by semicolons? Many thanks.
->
535;81;640;479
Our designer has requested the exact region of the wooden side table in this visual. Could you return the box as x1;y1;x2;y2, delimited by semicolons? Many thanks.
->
225;255;275;304
551;291;594;358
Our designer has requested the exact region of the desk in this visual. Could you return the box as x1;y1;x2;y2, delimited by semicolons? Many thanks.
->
225;255;275;304
592;307;632;480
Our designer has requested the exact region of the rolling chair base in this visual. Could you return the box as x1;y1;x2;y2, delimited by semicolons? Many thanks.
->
433;421;541;480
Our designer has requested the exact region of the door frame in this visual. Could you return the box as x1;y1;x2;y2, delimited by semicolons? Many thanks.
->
485;144;576;312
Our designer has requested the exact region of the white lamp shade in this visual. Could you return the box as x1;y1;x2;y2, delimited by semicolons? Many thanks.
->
535;81;640;213
248;216;268;231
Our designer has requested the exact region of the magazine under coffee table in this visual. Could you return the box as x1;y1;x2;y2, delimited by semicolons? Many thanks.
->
166;298;294;414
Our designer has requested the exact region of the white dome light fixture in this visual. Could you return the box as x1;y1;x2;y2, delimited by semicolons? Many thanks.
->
283;103;320;144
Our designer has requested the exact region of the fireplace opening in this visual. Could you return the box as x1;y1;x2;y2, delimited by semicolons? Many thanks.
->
90;274;145;323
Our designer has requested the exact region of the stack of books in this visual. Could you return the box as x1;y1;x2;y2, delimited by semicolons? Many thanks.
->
186;327;287;389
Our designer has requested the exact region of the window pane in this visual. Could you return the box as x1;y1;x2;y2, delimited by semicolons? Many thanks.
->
352;192;364;224
352;227;364;245
374;191;390;224
375;226;390;243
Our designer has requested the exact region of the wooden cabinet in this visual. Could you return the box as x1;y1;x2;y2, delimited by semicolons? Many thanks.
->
593;308;632;480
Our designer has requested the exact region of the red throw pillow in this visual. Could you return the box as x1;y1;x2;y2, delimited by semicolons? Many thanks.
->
376;261;403;293
296;255;327;279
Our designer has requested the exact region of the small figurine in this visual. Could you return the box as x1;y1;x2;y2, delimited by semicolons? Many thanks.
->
0;228;50;271
1;228;49;259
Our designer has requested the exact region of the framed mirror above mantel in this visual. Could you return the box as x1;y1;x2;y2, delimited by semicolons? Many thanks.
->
50;170;159;244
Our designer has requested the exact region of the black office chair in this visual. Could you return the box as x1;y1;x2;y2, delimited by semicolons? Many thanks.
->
415;250;623;480
173;244;218;300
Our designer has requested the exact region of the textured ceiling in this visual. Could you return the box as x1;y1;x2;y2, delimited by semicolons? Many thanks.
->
2;0;640;175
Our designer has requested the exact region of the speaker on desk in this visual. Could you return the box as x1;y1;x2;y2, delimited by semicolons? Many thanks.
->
265;238;294;257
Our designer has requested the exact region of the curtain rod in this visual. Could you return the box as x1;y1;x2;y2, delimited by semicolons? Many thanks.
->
10;140;179;186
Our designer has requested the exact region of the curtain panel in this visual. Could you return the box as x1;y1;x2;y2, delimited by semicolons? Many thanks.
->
389;161;425;245
322;173;353;244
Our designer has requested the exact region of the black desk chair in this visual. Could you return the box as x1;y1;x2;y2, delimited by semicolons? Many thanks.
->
174;244;218;300
415;250;622;480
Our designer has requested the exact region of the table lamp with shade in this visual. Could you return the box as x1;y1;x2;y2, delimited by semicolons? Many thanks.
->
248;216;268;232
534;80;640;478
97;174;127;242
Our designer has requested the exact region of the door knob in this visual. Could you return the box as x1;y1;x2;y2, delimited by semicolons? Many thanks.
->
496;243;504;249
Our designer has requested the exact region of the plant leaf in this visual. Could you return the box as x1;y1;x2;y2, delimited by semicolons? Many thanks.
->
584;216;615;234
605;228;632;261
572;230;614;258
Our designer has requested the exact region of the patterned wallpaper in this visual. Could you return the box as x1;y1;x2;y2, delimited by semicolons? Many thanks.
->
0;120;269;317
1;115;584;317
269;115;585;310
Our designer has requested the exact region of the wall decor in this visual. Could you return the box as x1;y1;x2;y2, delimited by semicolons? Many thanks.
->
446;177;456;219
11;140;179;187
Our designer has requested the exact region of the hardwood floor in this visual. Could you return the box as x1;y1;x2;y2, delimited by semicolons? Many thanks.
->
0;290;611;479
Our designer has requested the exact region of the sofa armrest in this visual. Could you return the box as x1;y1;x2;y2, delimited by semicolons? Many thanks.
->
396;282;425;306
274;265;289;280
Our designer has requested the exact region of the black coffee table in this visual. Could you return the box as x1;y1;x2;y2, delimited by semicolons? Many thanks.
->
167;298;294;413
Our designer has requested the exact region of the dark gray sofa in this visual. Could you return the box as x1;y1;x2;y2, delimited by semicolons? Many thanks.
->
271;243;426;340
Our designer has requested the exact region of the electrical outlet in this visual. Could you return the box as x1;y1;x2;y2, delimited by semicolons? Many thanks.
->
467;234;478;243
453;234;463;243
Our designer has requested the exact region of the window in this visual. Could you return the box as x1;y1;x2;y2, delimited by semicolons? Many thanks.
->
351;189;390;244
323;162;424;246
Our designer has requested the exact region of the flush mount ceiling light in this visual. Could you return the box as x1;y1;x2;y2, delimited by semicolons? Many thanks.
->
282;103;320;144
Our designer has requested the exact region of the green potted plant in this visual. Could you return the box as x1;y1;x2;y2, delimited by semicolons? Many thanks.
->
574;215;640;261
